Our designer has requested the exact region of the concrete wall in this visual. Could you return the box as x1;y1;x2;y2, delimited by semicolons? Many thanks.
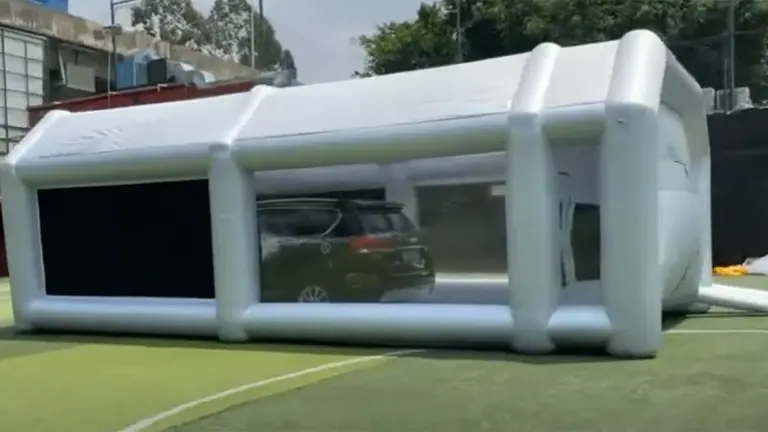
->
0;0;259;80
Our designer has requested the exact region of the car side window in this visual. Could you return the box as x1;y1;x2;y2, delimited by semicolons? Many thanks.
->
258;210;294;236
329;214;354;238
259;208;339;237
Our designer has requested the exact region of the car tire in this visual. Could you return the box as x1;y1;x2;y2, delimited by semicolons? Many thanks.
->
296;285;331;303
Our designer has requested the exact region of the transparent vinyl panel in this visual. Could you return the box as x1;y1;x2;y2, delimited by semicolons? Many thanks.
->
554;144;601;305
418;183;507;275
251;153;506;305
29;147;601;308
249;146;601;306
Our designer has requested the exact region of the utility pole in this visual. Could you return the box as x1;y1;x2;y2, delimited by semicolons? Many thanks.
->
109;0;134;89
259;0;264;67
727;0;737;111
455;0;463;63
250;0;255;68
250;0;264;69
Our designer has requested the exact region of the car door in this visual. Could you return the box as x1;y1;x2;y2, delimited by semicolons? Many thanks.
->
259;206;343;301
259;208;325;301
258;208;298;301
290;207;343;293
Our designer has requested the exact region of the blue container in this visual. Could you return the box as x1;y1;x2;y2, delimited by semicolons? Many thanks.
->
116;49;160;90
27;0;69;13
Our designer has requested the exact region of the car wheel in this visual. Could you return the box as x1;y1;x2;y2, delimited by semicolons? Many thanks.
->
297;285;331;303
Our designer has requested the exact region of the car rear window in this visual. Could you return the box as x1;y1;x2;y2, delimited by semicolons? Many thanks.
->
386;212;416;233
360;209;415;234
360;212;390;234
259;208;339;237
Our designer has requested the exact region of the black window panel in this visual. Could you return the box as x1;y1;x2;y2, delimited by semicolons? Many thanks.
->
38;180;214;298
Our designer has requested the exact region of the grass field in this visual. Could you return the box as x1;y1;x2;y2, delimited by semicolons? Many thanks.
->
2;277;768;431
0;280;399;431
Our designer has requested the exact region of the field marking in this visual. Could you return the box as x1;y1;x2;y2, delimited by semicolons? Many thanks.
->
116;349;425;432
118;328;768;431
666;328;768;334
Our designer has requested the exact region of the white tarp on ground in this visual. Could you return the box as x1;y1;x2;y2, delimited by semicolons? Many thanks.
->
744;254;768;275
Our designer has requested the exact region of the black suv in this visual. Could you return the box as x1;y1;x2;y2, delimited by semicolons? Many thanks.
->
257;198;436;303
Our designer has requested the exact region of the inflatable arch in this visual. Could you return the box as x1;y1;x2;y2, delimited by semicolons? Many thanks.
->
1;30;712;358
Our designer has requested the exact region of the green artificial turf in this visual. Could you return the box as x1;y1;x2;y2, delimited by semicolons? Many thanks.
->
0;279;11;324
0;279;396;432
715;274;768;290
2;276;768;431
171;276;768;432
174;330;768;432
0;334;394;432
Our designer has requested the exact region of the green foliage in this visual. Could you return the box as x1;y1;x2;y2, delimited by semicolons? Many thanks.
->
206;0;284;69
280;49;296;72
358;0;768;99
131;0;286;70
130;0;210;51
357;3;455;75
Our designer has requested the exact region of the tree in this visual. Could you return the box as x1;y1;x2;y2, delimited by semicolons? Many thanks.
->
131;0;211;53
357;3;455;76
206;0;284;69
280;49;296;71
131;0;290;71
358;0;768;100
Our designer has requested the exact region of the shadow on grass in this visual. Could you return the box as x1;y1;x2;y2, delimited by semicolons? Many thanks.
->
0;325;632;366
414;347;630;365
660;310;768;338
0;325;84;361
661;310;768;331
683;311;768;318
662;314;688;330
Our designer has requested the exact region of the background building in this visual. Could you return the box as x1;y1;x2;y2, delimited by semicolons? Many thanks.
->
0;26;45;151
26;0;69;13
0;0;267;154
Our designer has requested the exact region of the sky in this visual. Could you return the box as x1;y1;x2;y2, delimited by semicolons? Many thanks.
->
67;0;425;84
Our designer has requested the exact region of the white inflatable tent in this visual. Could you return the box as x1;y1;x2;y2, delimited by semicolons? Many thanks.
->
1;30;712;358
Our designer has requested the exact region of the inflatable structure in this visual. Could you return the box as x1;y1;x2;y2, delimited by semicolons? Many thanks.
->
1;30;717;358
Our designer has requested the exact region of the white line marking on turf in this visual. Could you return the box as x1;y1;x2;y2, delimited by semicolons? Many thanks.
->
667;329;768;334
115;329;768;431
117;349;425;432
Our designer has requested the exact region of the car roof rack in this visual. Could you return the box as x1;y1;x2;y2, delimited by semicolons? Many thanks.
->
256;197;404;209
257;198;337;206
348;200;404;209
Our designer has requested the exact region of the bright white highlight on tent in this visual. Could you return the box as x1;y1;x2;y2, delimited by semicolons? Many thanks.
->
0;30;723;358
